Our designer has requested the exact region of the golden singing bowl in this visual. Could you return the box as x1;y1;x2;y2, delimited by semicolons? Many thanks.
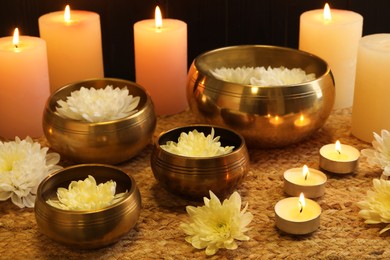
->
187;45;335;148
34;164;141;249
43;78;156;164
151;125;250;200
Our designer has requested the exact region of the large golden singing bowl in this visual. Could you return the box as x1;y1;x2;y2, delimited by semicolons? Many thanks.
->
34;164;141;249
187;45;335;148
151;125;249;200
43;78;156;164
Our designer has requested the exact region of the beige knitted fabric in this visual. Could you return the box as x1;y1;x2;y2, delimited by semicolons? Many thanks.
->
1;108;389;259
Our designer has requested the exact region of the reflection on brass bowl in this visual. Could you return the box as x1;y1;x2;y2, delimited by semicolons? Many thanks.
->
34;164;141;249
151;125;249;200
187;45;335;148
43;78;156;164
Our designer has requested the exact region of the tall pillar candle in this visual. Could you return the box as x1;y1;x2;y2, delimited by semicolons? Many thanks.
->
352;34;390;142
299;4;363;109
134;7;187;115
0;29;50;139
38;6;104;92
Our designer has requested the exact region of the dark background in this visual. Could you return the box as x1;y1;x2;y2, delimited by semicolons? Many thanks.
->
1;0;389;81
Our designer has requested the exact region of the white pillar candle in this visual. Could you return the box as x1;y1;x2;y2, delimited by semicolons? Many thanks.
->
38;5;104;92
299;4;363;109
275;193;321;235
0;29;50;139
284;165;327;198
134;6;187;115
352;34;390;142
319;140;360;174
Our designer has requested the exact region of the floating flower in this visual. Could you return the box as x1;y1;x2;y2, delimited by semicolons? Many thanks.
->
180;191;253;256
161;128;234;157
211;66;315;86
357;178;390;234
0;137;61;208
56;85;140;122
46;175;126;211
361;129;390;177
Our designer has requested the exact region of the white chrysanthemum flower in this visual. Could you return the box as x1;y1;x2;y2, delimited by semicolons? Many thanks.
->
357;178;390;234
161;128;234;157
361;130;390;177
211;66;315;86
0;137;61;208
56;85;140;122
180;191;253;256
46;175;126;211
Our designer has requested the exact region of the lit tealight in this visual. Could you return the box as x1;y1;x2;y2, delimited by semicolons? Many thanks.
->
294;113;311;127
275;193;321;235
319;140;360;174
284;165;327;198
269;115;284;126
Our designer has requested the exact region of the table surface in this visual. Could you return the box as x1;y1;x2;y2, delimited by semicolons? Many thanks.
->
1;108;389;259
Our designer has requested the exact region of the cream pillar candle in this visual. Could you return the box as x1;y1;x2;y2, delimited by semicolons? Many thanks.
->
0;29;50;139
134;6;187;115
38;5;104;92
299;4;363;109
352;34;390;143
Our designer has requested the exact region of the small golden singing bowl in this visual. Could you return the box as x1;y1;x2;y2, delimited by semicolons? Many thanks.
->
34;164;141;249
151;125;250;200
187;45;335;148
43;78;156;164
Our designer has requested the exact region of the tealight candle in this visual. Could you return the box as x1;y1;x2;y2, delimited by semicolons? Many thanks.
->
275;193;321;235
284;165;327;198
269;115;284;126
294;114;311;128
319;140;360;174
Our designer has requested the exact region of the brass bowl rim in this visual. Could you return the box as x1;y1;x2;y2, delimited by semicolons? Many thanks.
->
193;44;331;88
155;124;247;160
36;163;138;215
44;77;154;128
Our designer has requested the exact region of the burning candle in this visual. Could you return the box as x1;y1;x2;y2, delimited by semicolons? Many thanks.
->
275;193;321;235
0;28;50;139
299;3;363;109
294;114;311;128
38;5;104;92
284;165;327;198
134;6;187;115
352;34;390;142
269;115;284;126
319;140;360;174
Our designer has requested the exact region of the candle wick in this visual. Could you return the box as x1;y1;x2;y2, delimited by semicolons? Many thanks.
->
304;174;308;181
337;150;341;155
299;201;303;213
14;44;18;49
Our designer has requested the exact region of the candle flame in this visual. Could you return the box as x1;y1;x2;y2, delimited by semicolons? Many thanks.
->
302;165;310;181
155;6;163;29
13;28;19;48
299;114;305;122
299;193;305;213
335;140;342;154
64;5;71;23
323;3;332;21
